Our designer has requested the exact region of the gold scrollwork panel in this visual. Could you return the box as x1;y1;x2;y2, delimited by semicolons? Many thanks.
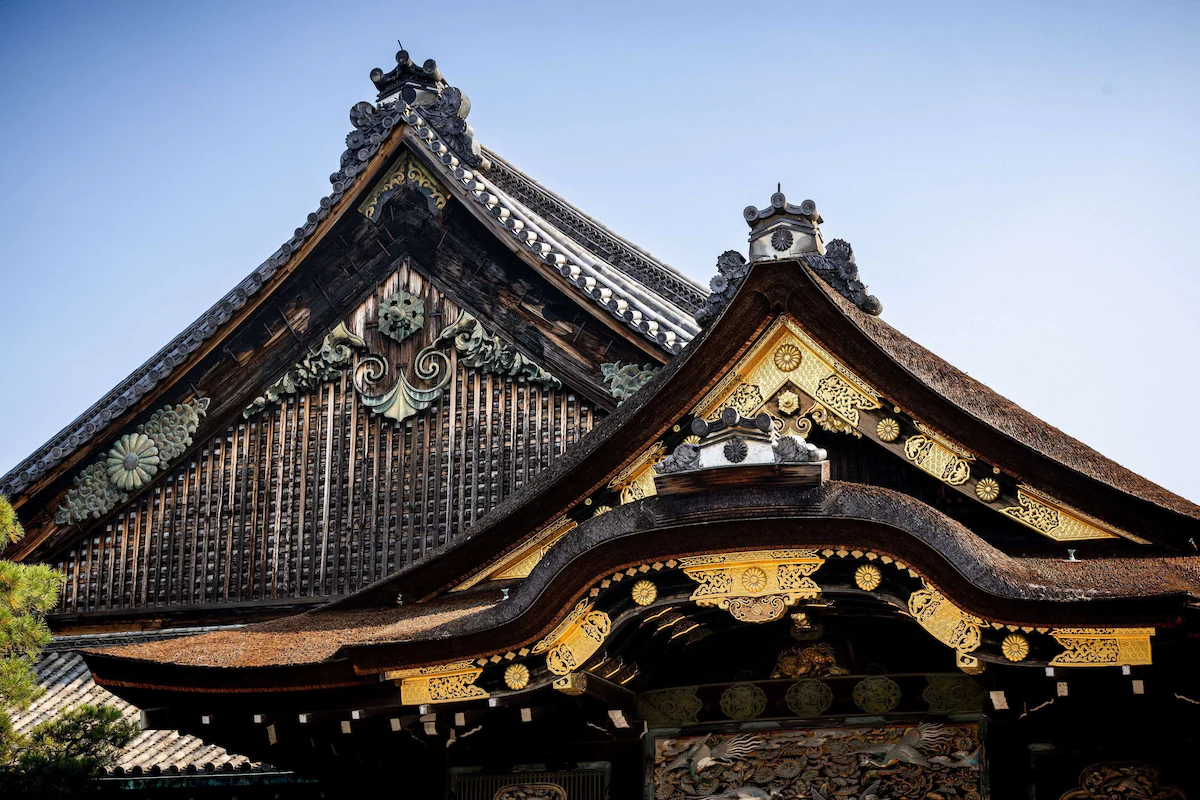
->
903;427;974;486
1001;486;1122;542
609;442;666;505
452;517;578;590
693;316;881;430
908;585;984;658
1049;628;1154;667
359;152;448;221
679;550;825;623
532;600;612;676
387;661;489;705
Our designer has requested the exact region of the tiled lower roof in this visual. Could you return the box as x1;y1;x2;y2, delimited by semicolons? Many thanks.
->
15;630;276;776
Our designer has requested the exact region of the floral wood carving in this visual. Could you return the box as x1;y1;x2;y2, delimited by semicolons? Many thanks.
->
600;361;657;404
771;643;849;679
1059;762;1186;799
56;397;210;525
494;784;567;800
654;724;981;799
638;687;703;727
377;289;425;343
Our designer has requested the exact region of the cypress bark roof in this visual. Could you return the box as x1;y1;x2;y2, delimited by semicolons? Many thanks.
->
84;481;1200;673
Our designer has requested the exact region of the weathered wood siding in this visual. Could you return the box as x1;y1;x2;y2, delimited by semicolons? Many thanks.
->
54;265;600;614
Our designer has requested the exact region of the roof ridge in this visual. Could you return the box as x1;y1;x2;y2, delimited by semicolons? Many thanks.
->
482;147;708;312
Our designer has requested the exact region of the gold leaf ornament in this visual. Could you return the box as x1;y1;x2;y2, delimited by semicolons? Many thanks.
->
631;580;658;606
504;663;530;690
773;343;803;372
975;477;1001;503
854;564;882;591
876;418;901;443
1002;634;1029;662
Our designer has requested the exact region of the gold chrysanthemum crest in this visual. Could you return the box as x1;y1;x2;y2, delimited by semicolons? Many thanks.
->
975;477;1001;503
631;580;658;606
854;564;882;591
1002;633;1030;662
504;663;530;690
740;567;768;593
876;418;901;443
773;343;802;372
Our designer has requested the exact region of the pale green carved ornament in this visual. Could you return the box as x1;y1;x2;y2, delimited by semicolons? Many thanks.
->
57;397;210;525
600;361;657;404
378;290;425;344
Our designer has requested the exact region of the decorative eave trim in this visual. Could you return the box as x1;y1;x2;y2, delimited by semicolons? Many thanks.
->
692;314;1149;545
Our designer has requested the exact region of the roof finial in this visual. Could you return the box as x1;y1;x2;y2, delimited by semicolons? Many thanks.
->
743;190;823;262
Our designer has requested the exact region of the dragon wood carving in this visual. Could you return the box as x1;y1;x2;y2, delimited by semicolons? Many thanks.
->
654;725;981;800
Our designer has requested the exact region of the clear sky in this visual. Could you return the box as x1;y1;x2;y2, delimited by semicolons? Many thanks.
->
1;1;1198;503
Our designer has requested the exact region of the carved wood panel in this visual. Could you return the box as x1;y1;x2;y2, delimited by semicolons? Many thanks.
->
54;266;600;614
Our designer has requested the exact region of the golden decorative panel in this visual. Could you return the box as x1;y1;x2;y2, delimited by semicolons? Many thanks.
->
679;549;825;623
387;661;489;705
903;423;974;486
610;442;667;505
908;585;983;657
1049;627;1154;666
693;315;881;430
359;152;448;221
1000;486;1121;542
452;517;578;590
532;600;612;676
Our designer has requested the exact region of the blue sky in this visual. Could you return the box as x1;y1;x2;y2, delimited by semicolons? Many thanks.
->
1;1;1198;504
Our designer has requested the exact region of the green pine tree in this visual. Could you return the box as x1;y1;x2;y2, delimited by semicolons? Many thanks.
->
0;495;138;795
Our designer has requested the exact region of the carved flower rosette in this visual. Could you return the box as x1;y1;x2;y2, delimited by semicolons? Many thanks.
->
105;433;160;492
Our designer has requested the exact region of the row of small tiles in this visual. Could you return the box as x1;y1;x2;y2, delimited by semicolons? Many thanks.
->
15;632;269;775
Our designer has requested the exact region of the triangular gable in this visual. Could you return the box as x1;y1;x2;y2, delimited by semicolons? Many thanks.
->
4;48;705;567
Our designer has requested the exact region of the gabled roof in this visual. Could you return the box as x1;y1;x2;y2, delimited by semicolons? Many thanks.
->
0;50;707;570
84;254;1200;695
0;47;701;504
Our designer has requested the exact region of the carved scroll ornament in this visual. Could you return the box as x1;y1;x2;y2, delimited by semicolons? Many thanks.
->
679;550;824;623
531;600;612;676
387;661;489;705
246;311;561;426
1001;485;1122;542
1049;628;1154;667
600;361;658;404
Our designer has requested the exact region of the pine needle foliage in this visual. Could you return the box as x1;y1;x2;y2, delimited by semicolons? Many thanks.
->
0;495;136;793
